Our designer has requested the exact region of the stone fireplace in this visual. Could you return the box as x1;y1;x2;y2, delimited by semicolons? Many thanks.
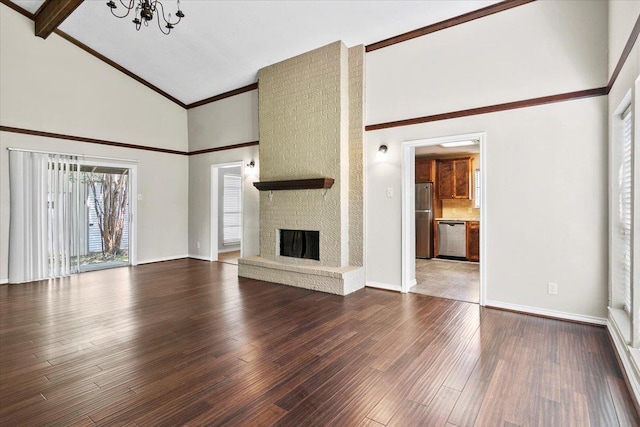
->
238;41;365;295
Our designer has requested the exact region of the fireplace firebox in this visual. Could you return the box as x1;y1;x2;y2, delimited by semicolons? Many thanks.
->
279;230;320;261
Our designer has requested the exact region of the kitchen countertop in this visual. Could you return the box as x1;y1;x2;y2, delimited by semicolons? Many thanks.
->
435;218;480;221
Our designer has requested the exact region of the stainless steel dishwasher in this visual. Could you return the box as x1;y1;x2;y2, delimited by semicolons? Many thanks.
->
437;221;466;258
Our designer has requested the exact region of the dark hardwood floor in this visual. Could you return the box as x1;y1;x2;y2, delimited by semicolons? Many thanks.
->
218;250;240;266
0;259;637;426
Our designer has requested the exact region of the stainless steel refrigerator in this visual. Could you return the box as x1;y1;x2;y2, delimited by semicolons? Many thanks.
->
416;182;433;259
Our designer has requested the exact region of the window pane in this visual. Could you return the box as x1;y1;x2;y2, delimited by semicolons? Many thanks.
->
621;107;632;314
223;174;241;245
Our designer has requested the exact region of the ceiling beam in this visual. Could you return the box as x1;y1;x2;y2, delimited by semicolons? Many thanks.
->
35;0;84;39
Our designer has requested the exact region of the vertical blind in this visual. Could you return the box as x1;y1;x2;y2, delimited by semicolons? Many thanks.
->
223;174;242;245
47;155;80;278
8;151;49;283
621;106;633;314
8;152;80;283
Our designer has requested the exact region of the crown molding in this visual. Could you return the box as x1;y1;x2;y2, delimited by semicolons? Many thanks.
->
2;0;539;110
187;83;259;109
365;87;607;131
0;0;33;19
0;125;259;156
0;1;187;108
608;13;640;94
53;29;187;108
365;0;535;52
0;125;187;155
188;141;259;155
5;0;631;140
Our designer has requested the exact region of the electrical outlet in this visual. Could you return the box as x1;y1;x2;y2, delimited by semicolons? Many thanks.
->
386;188;393;198
547;282;558;295
196;241;200;249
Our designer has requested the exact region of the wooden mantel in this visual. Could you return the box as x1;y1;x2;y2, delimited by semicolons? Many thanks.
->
253;178;334;191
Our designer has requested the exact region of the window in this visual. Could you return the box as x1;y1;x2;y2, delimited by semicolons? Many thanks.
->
611;97;634;330
608;88;640;397
620;106;633;314
222;173;241;245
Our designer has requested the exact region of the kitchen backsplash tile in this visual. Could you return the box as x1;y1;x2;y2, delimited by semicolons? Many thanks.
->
442;199;480;219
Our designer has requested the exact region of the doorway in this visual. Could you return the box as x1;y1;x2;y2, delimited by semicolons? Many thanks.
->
401;132;486;305
211;162;244;264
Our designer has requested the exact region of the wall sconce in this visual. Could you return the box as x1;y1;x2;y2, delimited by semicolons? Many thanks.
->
246;160;255;168
376;144;388;160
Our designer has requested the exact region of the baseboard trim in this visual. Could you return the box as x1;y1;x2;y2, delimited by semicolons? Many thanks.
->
366;281;401;292
188;255;212;261
608;316;640;414
137;255;189;265
485;300;607;326
0;278;7;285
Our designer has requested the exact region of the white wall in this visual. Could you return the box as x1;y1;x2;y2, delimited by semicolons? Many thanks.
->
0;132;190;278
188;150;259;260
366;98;608;318
0;6;188;152
0;6;189;281
187;91;258;152
366;0;607;125
187;93;260;261
365;0;609;320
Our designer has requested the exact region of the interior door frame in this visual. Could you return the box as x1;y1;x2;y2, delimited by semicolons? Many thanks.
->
400;131;486;305
210;161;244;262
78;159;138;267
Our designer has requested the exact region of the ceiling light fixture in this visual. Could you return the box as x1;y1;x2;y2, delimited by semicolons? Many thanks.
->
106;0;185;35
439;140;477;148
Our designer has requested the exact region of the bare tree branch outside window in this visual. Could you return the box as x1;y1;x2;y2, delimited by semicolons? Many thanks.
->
87;171;129;257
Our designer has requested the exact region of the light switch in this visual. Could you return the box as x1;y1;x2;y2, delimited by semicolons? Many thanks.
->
137;194;143;201
386;188;393;198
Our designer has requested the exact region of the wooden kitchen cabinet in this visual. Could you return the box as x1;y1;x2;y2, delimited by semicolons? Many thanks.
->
437;157;471;199
415;157;433;183
466;221;480;262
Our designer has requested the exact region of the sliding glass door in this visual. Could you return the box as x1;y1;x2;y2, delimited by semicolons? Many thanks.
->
75;165;131;272
8;150;135;284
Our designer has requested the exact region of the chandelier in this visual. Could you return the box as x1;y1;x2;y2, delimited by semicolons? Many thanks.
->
106;0;185;35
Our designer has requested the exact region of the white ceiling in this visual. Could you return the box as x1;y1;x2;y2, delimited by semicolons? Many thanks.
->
11;0;498;105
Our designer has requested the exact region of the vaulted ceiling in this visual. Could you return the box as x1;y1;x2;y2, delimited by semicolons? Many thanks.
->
9;0;498;105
